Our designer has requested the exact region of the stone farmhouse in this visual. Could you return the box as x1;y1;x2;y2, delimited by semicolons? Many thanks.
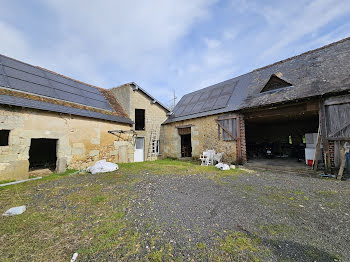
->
1;36;350;182
0;55;169;181
162;37;350;173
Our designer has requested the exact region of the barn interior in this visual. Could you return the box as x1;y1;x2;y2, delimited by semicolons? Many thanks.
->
29;138;58;171
244;102;320;169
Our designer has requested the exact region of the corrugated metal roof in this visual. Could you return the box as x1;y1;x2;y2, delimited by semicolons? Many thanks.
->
165;36;350;124
0;94;133;124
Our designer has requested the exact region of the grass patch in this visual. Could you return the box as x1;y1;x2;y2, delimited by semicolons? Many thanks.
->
316;190;338;196
217;232;269;261
0;179;16;185
119;158;243;175
91;195;107;204
259;223;295;236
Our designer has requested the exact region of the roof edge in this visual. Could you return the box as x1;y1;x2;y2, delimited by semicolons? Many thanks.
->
113;82;170;112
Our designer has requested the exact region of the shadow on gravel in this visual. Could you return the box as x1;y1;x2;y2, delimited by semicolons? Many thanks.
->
237;225;339;261
264;238;339;262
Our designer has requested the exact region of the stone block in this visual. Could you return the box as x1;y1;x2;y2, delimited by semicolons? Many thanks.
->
0;160;29;181
56;157;67;173
89;150;99;157
72;143;86;155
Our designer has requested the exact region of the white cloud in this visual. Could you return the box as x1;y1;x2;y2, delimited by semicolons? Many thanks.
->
0;0;349;107
0;21;30;60
259;0;350;59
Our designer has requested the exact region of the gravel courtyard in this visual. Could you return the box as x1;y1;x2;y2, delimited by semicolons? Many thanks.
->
1;159;349;261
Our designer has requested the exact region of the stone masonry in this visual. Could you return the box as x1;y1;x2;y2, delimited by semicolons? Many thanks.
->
111;84;168;161
0;105;133;181
161;113;246;164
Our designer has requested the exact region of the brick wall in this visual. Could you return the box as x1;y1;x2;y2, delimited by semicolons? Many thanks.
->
239;115;247;164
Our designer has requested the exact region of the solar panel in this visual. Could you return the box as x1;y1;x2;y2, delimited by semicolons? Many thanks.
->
0;55;115;112
7;77;56;97
210;87;223;98
191;101;205;113
0;74;7;87
4;66;50;87
0;56;46;77
221;83;236;94
213;95;231;109
201;97;217;111
188;93;202;104
182;104;196;115
0;94;132;124
198;90;211;101
173;80;237;118
181;94;194;105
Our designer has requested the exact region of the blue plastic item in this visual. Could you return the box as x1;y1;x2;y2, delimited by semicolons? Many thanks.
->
346;152;350;177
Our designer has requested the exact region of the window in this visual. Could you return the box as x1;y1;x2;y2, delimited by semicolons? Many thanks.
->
0;130;10;146
261;75;292;93
135;109;145;130
152;140;160;155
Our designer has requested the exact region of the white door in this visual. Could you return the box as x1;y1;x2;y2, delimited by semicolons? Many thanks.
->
134;137;144;162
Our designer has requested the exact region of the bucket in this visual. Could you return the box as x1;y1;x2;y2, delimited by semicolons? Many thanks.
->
307;159;313;166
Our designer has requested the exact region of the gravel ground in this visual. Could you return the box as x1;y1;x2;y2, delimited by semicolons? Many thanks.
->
1;163;350;261
124;171;350;261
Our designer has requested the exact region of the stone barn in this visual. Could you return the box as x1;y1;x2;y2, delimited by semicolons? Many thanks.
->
0;54;136;181
162;37;350;173
111;83;170;162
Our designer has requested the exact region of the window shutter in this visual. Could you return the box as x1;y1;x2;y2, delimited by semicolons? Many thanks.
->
217;116;237;141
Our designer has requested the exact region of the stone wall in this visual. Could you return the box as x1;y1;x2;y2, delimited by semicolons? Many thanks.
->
0;105;133;181
162;113;245;164
112;85;168;161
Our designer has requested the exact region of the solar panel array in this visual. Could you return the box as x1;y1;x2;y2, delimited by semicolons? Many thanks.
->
0;94;133;124
173;81;237;117
0;55;112;111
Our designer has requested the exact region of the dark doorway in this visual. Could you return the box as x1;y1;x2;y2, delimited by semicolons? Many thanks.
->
29;138;57;170
181;134;192;157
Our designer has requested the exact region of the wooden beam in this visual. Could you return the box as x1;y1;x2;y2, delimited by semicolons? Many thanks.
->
312;125;321;171
328;121;350;138
324;95;350;106
216;119;237;140
320;100;331;173
327;137;350;141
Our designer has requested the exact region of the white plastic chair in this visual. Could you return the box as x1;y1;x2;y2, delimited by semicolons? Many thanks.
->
213;152;223;164
200;151;210;166
206;150;216;165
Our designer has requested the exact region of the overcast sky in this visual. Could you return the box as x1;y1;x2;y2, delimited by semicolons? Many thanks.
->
1;0;350;108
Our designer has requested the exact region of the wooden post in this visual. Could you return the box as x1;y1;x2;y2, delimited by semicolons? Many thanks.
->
313;126;321;171
338;142;346;180
320;100;331;173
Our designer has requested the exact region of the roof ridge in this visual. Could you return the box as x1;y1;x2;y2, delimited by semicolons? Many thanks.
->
253;36;350;72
